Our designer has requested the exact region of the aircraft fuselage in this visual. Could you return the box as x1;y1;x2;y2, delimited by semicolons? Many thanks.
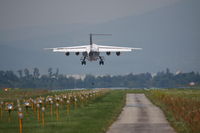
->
82;44;100;61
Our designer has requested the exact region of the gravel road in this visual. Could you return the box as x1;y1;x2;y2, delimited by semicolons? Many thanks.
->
106;94;176;133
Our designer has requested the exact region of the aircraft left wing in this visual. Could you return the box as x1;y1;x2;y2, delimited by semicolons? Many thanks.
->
44;45;89;52
97;45;142;52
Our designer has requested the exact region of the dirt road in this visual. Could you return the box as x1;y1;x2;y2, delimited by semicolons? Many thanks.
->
106;94;176;133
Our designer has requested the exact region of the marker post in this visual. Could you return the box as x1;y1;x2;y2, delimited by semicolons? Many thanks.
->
24;101;31;114
37;104;40;121
56;103;59;120
5;102;14;121
74;98;77;110
41;107;45;127
66;100;70;115
18;108;23;133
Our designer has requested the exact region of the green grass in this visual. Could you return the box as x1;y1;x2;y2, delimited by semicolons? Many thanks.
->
0;89;50;101
0;90;126;133
2;88;199;133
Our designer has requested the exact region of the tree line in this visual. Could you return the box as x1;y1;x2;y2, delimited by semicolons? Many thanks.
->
0;68;200;89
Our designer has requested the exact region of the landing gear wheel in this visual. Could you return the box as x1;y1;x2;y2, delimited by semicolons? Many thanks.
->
99;56;104;65
81;61;86;65
99;61;104;65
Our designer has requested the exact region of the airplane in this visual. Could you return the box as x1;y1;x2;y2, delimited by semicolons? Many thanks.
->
45;34;142;65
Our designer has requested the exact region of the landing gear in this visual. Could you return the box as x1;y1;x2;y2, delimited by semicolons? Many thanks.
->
81;60;86;65
99;60;104;65
99;56;104;65
81;56;86;65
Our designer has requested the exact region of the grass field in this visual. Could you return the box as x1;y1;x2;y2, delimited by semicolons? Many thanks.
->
0;89;127;133
146;89;200;133
1;88;200;133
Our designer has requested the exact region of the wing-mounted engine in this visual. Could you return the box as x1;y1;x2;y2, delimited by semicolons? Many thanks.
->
65;52;70;56
116;52;120;56
106;52;111;56
75;52;79;56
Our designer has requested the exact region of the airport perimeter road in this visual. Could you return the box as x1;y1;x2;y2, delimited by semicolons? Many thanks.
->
107;94;176;133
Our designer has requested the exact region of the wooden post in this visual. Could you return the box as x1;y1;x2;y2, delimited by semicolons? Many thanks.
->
37;104;40;121
41;107;45;127
18;109;23;133
56;103;59;120
47;96;53;116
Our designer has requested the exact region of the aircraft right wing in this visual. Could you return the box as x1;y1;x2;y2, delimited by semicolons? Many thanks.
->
97;45;142;52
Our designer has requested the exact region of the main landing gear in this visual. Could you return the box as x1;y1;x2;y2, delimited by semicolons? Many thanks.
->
80;56;105;65
81;60;86;65
81;56;86;65
99;60;104;65
99;56;104;65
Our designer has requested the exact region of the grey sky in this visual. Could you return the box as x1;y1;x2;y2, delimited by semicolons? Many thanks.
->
0;0;199;75
0;0;180;30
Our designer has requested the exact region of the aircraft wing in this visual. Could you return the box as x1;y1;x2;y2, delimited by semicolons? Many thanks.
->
98;45;142;52
44;45;89;52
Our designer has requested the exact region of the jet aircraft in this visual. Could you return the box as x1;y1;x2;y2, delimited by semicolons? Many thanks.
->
45;34;142;65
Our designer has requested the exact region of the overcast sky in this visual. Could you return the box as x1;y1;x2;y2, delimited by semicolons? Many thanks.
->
0;0;199;75
0;0;180;30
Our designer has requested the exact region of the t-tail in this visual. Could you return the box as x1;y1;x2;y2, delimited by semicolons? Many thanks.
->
89;33;112;46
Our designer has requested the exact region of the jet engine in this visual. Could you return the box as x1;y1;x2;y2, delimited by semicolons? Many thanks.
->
65;52;70;56
75;52;79;56
106;52;111;56
116;52;120;56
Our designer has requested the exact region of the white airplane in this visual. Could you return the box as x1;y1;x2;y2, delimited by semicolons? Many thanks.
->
45;34;142;65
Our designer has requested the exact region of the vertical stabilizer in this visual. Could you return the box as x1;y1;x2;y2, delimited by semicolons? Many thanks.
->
90;33;92;45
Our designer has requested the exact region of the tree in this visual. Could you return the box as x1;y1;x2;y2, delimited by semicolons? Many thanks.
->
17;70;23;78
24;68;30;79
48;68;53;78
0;68;200;89
55;68;59;79
33;68;40;79
3;71;19;88
84;75;96;88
